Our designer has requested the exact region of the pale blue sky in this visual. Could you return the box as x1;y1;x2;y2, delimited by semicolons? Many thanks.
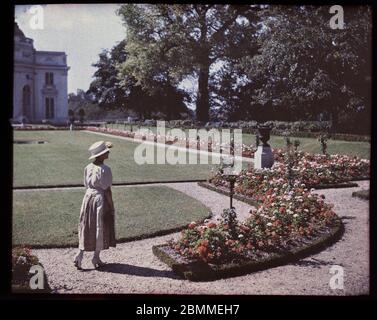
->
15;4;126;94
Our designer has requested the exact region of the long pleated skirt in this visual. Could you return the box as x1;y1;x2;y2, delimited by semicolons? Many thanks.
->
78;189;116;251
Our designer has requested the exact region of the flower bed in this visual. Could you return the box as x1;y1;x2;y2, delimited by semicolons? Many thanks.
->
86;126;255;158
12;246;51;293
153;184;344;281
209;150;369;196
153;147;368;280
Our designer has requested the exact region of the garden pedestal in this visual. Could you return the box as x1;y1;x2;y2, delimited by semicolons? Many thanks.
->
254;145;274;169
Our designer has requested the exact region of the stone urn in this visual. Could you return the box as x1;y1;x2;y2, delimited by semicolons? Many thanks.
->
254;124;274;169
257;125;272;147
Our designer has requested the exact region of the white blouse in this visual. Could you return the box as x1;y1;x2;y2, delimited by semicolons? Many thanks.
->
84;163;113;191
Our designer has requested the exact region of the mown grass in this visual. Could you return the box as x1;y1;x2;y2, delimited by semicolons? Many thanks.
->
13;130;223;187
13;185;211;247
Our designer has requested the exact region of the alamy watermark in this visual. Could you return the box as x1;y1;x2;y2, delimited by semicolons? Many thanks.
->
329;5;344;30
329;265;344;290
29;265;45;290
28;5;44;30
132;121;243;173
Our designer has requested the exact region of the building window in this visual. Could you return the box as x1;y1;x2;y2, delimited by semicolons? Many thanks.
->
22;85;31;119
45;72;54;85
45;97;54;119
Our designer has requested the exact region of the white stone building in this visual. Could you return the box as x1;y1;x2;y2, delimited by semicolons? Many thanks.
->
13;23;69;124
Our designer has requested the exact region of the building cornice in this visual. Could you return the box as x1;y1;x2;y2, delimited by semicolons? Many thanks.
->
14;62;70;70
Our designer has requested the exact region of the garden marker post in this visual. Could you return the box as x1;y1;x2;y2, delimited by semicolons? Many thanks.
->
222;160;237;209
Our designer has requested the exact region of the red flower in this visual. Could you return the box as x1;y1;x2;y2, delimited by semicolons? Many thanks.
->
279;207;286;214
188;222;197;229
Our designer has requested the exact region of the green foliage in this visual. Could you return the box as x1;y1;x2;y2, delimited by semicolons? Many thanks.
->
235;6;371;131
116;4;261;122
88;37;190;120
88;5;371;132
68;90;104;120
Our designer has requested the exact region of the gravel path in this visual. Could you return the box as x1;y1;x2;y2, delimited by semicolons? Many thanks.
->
33;180;369;295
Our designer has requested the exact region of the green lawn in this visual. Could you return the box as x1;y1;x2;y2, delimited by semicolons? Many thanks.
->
13;130;223;187
13;130;368;188
13;185;211;247
103;124;370;159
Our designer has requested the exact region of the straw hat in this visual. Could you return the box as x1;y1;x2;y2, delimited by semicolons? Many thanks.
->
88;141;113;159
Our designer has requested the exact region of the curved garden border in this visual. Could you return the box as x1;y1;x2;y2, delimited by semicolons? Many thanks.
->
152;182;346;281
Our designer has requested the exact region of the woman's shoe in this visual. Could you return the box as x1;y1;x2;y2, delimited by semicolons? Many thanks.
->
92;258;106;269
73;253;83;270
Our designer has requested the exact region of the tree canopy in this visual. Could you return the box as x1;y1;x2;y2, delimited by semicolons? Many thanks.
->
87;4;371;133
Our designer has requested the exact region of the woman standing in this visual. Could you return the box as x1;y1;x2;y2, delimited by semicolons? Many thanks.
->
74;140;116;270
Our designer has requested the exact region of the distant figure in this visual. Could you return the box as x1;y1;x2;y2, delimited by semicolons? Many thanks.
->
21;116;26;128
69;116;75;131
73;141;116;270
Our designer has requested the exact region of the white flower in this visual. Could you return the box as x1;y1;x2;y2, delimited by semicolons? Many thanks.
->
17;256;27;264
293;214;299;218
267;222;273;227
238;234;244;239
304;209;309;213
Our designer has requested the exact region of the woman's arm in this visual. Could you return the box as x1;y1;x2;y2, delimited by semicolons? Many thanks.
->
105;187;115;212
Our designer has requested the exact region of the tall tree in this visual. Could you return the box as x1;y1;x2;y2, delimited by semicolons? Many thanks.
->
89;38;190;120
116;4;262;122
236;5;371;131
88;39;128;110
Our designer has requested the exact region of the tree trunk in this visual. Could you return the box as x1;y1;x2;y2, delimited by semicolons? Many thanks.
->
196;59;210;122
196;11;210;123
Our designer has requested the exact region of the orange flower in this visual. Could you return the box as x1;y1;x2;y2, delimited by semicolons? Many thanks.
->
197;245;207;256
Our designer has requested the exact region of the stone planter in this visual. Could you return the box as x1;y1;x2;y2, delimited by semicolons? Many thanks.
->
254;125;274;169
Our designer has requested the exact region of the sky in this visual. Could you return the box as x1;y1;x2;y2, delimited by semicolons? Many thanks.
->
15;4;126;95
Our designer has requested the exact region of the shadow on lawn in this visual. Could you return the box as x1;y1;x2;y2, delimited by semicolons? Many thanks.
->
96;263;182;279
